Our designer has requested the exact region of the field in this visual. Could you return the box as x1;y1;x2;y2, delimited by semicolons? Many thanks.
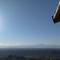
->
0;48;60;60
0;55;60;60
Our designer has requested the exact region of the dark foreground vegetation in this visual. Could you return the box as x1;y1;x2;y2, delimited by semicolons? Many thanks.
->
0;55;60;60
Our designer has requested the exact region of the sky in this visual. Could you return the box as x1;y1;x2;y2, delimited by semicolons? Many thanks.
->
0;0;60;47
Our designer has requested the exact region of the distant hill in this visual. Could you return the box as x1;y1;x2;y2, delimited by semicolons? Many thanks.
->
0;44;60;49
20;44;60;48
31;44;60;48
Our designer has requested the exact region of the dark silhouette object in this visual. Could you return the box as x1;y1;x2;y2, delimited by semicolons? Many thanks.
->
19;56;26;60
30;58;36;60
52;1;60;23
8;55;13;60
16;56;20;60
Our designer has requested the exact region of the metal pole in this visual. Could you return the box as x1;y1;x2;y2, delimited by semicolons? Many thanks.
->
52;0;60;23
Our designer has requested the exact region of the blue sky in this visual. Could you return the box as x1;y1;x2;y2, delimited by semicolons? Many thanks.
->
0;0;60;47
